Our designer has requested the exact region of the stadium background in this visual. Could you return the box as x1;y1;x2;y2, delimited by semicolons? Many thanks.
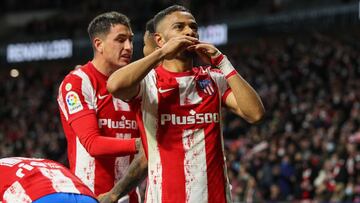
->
0;0;360;202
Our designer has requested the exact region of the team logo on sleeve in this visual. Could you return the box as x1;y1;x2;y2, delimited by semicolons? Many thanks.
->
65;91;83;114
197;79;215;95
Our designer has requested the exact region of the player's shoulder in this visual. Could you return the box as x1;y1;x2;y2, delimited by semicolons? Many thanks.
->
41;159;64;169
61;71;82;90
0;157;45;168
144;67;157;79
62;63;93;83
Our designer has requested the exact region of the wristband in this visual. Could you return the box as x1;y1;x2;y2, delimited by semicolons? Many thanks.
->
210;54;224;66
213;54;237;78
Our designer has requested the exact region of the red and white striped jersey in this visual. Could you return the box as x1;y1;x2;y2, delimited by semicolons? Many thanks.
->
57;62;140;201
0;157;95;203
136;65;232;203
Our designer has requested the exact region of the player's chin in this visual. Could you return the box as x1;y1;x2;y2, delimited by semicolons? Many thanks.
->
115;62;128;69
118;59;131;66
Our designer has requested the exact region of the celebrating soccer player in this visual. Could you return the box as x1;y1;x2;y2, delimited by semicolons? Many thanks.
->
57;12;141;202
107;5;265;203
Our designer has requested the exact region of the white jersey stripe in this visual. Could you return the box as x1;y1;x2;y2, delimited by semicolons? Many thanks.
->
0;158;23;167
39;168;81;194
142;72;162;203
145;125;162;203
73;69;97;111
57;82;69;120
218;98;232;203
113;98;130;112
143;116;162;203
182;129;208;203
75;136;95;192
3;181;32;203
176;76;202;106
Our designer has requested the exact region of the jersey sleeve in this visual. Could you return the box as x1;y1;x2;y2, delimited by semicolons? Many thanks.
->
0;158;21;198
70;114;137;157
209;67;232;104
57;73;96;124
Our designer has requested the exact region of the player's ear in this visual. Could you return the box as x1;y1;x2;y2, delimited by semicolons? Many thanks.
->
93;37;104;53
154;33;165;48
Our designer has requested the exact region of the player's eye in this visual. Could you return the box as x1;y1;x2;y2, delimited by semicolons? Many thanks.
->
190;24;198;31
116;38;126;43
173;24;183;30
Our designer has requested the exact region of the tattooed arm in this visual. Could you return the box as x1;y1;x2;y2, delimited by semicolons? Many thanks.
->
98;146;148;203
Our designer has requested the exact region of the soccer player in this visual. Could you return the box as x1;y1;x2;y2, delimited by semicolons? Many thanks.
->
57;12;141;202
0;157;97;203
143;18;157;57
106;5;265;203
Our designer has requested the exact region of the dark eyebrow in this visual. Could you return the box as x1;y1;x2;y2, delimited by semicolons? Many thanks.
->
189;22;198;28
115;33;134;39
172;21;198;27
172;22;185;26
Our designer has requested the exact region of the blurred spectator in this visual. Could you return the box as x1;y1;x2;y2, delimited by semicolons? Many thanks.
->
0;66;68;165
222;32;360;202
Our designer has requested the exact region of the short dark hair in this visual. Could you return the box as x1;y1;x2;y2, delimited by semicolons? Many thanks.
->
153;5;191;32
145;18;155;34
87;11;131;41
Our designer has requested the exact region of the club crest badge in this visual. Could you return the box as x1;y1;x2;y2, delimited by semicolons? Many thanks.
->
197;79;215;95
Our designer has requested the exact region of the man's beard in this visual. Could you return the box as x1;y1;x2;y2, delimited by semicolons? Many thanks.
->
179;49;196;60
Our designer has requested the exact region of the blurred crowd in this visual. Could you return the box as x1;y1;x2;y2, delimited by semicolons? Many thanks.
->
0;32;360;202
0;65;68;164
223;33;360;202
2;0;356;42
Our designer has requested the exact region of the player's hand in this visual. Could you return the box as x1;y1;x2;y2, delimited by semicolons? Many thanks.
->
135;138;142;153
97;192;108;202
97;192;114;203
160;36;199;59
187;43;221;64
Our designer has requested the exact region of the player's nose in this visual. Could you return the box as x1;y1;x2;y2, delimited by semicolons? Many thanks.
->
124;39;132;50
184;26;197;38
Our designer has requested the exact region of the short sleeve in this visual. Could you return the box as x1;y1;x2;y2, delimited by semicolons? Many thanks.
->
57;71;96;124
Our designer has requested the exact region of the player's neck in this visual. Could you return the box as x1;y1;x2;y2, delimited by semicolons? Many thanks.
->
91;58;114;77
162;58;193;73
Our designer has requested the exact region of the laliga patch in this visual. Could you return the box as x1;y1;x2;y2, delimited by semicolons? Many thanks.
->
65;91;83;114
